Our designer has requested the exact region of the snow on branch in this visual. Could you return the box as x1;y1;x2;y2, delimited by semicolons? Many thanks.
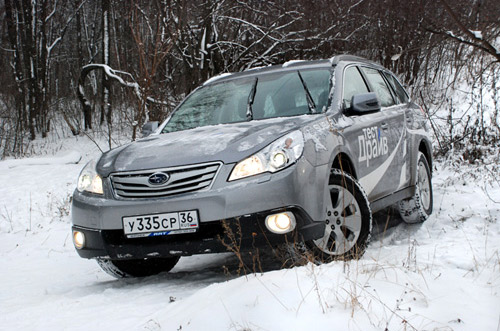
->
45;0;58;23
443;30;499;58
77;64;170;130
80;64;170;104
46;0;87;57
470;30;483;40
437;0;500;61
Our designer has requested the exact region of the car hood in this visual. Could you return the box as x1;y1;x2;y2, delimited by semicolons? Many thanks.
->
97;115;318;176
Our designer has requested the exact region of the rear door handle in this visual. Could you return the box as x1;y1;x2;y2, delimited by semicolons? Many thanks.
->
381;122;389;131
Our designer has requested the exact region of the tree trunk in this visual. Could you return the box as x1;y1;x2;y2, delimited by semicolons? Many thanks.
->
101;0;111;127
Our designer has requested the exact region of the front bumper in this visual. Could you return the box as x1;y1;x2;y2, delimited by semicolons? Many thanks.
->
71;159;330;260
73;206;323;259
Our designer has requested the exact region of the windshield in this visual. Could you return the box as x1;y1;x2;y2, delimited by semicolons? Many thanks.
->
162;68;331;133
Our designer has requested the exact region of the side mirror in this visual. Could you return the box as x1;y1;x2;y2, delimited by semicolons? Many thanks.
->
351;92;381;114
141;121;159;137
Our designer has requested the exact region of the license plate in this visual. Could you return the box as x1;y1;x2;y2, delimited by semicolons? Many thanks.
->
123;210;199;238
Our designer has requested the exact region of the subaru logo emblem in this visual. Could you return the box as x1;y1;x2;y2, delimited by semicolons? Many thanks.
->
148;172;170;185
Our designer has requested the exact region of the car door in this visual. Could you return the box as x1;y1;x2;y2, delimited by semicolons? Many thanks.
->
358;66;407;198
383;71;413;190
340;65;398;201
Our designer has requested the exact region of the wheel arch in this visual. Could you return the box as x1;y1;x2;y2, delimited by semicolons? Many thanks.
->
418;139;432;172
330;152;357;179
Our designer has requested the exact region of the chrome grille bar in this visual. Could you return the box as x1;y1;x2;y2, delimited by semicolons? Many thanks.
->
109;162;221;199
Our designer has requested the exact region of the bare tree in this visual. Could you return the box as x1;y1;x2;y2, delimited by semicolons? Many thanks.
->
3;0;84;140
431;0;500;63
101;0;112;126
1;0;499;157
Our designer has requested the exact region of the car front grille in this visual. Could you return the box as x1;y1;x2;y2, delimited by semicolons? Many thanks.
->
109;162;221;199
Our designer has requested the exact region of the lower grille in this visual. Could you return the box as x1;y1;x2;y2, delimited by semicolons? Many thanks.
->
109;162;221;199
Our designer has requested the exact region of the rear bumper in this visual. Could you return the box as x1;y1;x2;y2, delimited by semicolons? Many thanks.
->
72;206;323;260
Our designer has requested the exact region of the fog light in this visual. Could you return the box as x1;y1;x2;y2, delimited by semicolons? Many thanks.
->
73;231;85;249
265;212;296;234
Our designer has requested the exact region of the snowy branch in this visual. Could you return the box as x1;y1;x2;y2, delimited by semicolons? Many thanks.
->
436;0;500;61
78;64;170;110
46;0;87;57
45;0;58;23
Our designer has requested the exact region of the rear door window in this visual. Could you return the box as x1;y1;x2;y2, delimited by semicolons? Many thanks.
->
384;73;409;104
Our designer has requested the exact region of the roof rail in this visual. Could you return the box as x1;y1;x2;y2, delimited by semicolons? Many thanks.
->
329;54;371;65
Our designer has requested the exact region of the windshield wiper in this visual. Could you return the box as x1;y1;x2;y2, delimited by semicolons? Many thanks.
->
297;71;316;114
246;77;258;121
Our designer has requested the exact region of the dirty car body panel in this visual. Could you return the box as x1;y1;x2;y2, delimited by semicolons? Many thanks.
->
72;55;432;274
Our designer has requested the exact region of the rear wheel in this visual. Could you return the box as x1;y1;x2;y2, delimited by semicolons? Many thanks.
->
97;257;180;278
307;169;372;261
398;152;433;223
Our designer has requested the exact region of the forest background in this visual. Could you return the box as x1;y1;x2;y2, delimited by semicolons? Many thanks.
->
0;0;499;158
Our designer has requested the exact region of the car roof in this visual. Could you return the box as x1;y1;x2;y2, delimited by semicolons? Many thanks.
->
203;54;384;86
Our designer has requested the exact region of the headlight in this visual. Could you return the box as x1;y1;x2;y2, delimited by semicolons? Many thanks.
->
229;130;304;181
77;159;104;195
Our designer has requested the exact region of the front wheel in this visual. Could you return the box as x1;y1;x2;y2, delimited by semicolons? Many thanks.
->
307;169;372;262
97;257;180;278
398;152;433;224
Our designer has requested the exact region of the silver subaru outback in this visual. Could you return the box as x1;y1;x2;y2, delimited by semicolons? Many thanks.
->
72;55;433;277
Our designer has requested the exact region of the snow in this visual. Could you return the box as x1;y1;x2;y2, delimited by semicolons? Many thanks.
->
0;150;81;168
282;60;306;68
470;30;483;40
391;53;401;61
203;72;233;85
80;64;168;109
0;137;499;330
236;135;266;151
200;28;207;69
244;65;267;72
303;121;329;151
103;9;109;64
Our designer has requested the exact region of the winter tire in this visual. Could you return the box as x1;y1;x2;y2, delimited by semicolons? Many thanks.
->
307;168;372;261
398;152;433;223
97;257;180;278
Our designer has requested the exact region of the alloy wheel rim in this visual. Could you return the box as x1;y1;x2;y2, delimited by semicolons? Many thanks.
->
314;184;362;255
418;161;431;211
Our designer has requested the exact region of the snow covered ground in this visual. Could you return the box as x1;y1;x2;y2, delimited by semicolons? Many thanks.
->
0;135;499;331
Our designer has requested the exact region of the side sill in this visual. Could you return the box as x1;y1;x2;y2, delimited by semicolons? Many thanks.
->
370;186;415;213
